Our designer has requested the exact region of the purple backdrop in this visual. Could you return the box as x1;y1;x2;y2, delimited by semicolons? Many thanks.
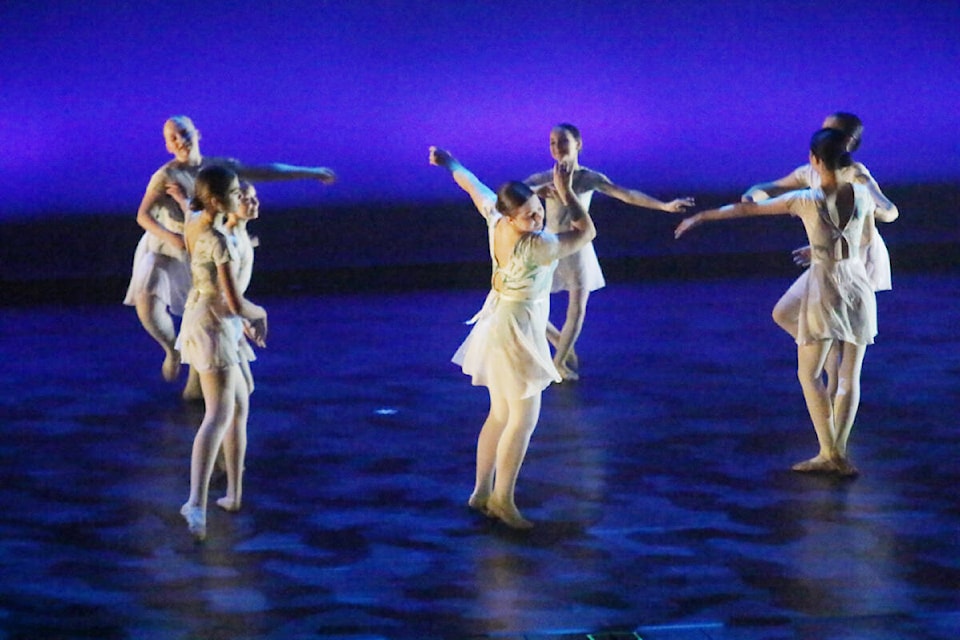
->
1;0;958;221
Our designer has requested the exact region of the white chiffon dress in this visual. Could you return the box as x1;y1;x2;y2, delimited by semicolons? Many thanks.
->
176;226;245;372
123;157;238;315
453;199;563;399
525;167;608;293
770;185;878;346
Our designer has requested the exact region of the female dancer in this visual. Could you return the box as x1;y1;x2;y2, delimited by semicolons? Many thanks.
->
430;145;596;529
524;123;694;380
178;166;267;540
742;112;898;333
741;113;897;402
124;115;334;398
676;128;879;477
224;181;261;395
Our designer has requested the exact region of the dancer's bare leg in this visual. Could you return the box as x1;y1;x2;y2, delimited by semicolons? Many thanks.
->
486;393;541;529
771;292;800;339
773;289;842;406
469;389;509;514
546;321;578;371
793;341;839;473
832;341;867;476
553;289;588;381
134;291;180;382
181;366;239;539
217;374;249;511
824;342;841;401
182;366;202;401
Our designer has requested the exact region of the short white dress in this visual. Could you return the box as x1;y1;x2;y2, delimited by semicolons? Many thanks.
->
771;185;877;346
453;199;563;399
176;225;245;372
525;167;607;293
123;157;238;315
786;162;892;292
225;224;256;364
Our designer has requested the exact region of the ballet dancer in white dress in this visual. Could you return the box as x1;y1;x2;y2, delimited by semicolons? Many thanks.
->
177;166;267;540
524;123;694;380
676;128;881;477
124;116;334;399
430;146;596;529
741;113;898;397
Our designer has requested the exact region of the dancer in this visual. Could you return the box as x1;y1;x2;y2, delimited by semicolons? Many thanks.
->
124;115;334;399
430;145;596;529
742;112;898;333
676;128;880;477
524;123;694;380
224;181;261;395
178;166;268;540
741;113;898;401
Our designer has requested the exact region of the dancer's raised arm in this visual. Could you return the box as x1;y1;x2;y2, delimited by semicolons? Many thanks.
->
428;146;496;216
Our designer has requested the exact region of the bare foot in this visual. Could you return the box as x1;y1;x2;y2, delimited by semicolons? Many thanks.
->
486;499;533;530
556;363;579;382
180;502;206;540
791;455;840;473
162;350;181;382
832;456;860;477
468;493;493;517
216;496;241;512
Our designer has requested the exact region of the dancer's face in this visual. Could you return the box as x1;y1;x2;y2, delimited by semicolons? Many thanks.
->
220;177;243;215
550;128;580;163
508;195;545;232
236;184;260;221
164;120;199;163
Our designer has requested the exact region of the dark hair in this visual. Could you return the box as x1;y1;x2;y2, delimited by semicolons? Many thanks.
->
553;122;582;146
495;181;535;215
191;165;237;212
809;128;850;171
827;111;863;153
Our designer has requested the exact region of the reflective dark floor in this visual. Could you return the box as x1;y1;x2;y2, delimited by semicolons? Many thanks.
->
1;273;958;639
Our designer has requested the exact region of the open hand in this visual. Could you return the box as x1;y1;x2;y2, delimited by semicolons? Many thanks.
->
245;316;268;348
674;214;702;239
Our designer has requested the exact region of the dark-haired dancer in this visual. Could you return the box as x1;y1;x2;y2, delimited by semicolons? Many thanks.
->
124;115;335;399
178;166;268;540
742;112;897;352
524;124;694;380
676;129;880;477
430;146;596;529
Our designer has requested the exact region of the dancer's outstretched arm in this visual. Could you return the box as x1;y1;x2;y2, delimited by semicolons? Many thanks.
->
236;162;336;184
741;171;805;202
592;174;694;212
429;146;496;216
675;199;790;238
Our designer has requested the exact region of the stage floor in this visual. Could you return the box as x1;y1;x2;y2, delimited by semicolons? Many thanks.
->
1;273;958;639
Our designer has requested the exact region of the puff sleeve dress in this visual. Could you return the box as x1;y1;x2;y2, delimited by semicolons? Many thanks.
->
177;226;245;372
770;185;878;346
453;199;563;399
